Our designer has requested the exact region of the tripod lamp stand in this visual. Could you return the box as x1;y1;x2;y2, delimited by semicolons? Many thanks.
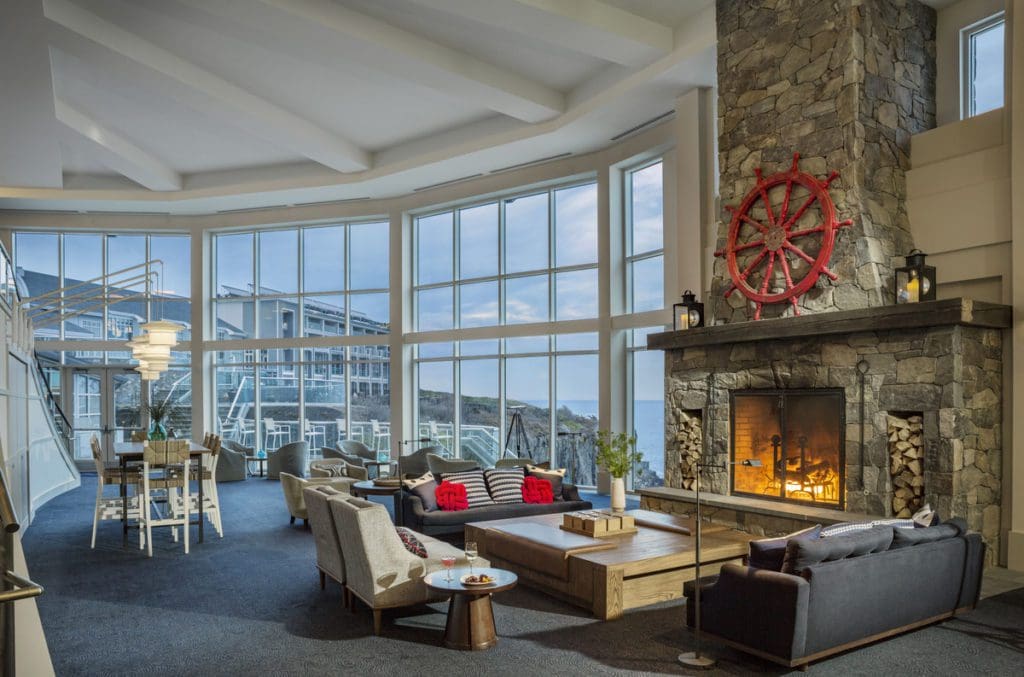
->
678;458;762;670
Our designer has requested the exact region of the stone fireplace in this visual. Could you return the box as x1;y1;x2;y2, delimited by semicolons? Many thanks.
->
641;0;1011;563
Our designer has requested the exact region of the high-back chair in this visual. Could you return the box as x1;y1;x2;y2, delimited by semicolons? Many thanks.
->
264;417;288;450
140;440;192;557
190;434;224;537
330;497;483;635
280;472;356;525
90;435;142;548
303;486;351;604
305;420;326;449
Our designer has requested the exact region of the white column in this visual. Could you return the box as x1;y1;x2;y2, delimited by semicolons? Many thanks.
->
1007;0;1024;571
191;226;208;442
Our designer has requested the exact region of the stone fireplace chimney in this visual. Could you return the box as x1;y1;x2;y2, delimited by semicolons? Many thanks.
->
711;0;936;322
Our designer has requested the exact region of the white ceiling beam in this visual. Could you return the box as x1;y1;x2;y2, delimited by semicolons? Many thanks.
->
54;99;182;191
41;0;369;173
405;0;673;67
0;0;62;188
251;0;564;123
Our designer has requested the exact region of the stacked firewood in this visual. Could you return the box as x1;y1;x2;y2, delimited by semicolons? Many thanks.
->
888;414;925;517
676;411;702;490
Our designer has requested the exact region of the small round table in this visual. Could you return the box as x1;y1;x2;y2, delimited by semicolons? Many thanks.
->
423;567;517;651
245;455;267;478
350;480;403;525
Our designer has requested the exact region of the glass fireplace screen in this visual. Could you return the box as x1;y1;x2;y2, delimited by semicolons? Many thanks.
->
731;389;844;508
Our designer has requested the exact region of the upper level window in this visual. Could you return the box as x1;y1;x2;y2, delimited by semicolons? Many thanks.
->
213;222;389;340
413;181;598;332
13;231;190;343
625;160;664;313
962;13;1004;118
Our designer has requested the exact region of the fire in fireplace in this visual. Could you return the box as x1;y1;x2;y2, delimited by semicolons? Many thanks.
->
731;390;845;509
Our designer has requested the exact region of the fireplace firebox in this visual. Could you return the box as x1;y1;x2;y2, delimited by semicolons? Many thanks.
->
730;389;845;509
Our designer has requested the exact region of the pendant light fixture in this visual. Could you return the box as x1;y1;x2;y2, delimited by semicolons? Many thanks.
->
128;264;183;380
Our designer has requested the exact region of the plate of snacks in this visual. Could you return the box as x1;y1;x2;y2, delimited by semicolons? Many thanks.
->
460;573;495;586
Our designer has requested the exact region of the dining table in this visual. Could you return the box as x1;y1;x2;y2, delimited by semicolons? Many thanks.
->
114;441;211;546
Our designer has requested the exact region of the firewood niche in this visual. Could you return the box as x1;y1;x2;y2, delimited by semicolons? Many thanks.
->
888;413;925;517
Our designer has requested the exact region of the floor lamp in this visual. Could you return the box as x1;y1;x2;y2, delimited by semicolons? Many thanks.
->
678;458;762;670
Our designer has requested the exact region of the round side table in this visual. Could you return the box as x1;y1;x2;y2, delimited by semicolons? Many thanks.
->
423;567;517;651
350;480;403;524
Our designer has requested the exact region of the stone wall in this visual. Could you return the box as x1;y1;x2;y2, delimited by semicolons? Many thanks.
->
712;0;936;322
664;324;1002;559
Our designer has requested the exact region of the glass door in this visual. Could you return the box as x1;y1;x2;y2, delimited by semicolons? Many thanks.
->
68;369;143;469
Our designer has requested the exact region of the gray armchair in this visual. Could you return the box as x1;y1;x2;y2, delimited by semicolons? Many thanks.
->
280;472;355;524
396;447;435;479
426;452;478;476
310;458;368;481
495;457;533;469
268;441;309;480
218;439;249;482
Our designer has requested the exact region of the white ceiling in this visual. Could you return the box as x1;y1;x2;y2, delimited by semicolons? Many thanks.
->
0;0;717;213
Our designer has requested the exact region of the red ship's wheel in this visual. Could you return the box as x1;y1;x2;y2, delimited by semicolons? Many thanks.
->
715;153;852;320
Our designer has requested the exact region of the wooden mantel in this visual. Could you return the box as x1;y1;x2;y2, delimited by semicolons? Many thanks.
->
647;298;1011;351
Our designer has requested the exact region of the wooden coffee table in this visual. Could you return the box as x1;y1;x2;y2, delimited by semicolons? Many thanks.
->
423;567;517;651
465;509;750;620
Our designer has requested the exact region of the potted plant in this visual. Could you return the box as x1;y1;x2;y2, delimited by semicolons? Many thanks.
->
147;400;174;441
595;431;642;512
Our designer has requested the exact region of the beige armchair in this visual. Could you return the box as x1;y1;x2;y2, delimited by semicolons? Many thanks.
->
330;496;489;635
309;458;368;481
280;472;357;525
303;486;351;603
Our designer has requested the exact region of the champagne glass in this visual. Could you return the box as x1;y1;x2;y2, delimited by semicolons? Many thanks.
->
441;555;456;583
465;541;478;575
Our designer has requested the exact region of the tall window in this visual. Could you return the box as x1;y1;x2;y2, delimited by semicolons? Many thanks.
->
213;222;389;341
962;13;1005;118
628;327;665;489
414;334;599;484
13;231;191;348
626;161;664;312
414;181;598;332
214;345;389;452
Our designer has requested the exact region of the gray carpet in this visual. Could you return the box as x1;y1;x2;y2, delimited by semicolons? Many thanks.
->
22;476;1024;676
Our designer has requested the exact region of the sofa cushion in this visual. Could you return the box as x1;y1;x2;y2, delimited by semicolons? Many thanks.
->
783;525;894;576
748;524;821;571
441;469;494;508
912;503;940;527
871;518;915;529
417;499;594;527
522;476;554;504
527;465;565;500
821;521;873;537
395;527;428;558
403;472;439;511
483;467;525;504
436;481;468;511
891;519;964;549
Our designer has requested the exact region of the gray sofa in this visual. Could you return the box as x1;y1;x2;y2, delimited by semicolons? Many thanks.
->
403;482;593;537
685;519;985;669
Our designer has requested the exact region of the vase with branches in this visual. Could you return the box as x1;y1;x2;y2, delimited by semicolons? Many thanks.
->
595;431;642;512
147;401;174;441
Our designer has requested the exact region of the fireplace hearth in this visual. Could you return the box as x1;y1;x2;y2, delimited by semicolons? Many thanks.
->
731;390;844;509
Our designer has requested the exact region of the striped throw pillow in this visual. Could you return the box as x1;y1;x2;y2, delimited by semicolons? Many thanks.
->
441;469;494;508
484;467;525;504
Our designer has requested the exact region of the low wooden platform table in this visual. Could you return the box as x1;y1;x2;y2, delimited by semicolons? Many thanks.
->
423;568;517;651
465;509;750;620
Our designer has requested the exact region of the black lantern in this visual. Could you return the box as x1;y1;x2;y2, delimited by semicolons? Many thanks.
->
894;250;936;304
673;290;704;330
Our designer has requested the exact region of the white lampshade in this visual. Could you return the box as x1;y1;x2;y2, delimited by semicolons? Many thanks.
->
140;320;182;347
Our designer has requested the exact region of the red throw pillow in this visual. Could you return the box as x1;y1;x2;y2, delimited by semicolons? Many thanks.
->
436;480;469;511
522;476;553;504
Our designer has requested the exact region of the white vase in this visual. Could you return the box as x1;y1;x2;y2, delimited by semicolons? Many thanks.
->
610;476;626;513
